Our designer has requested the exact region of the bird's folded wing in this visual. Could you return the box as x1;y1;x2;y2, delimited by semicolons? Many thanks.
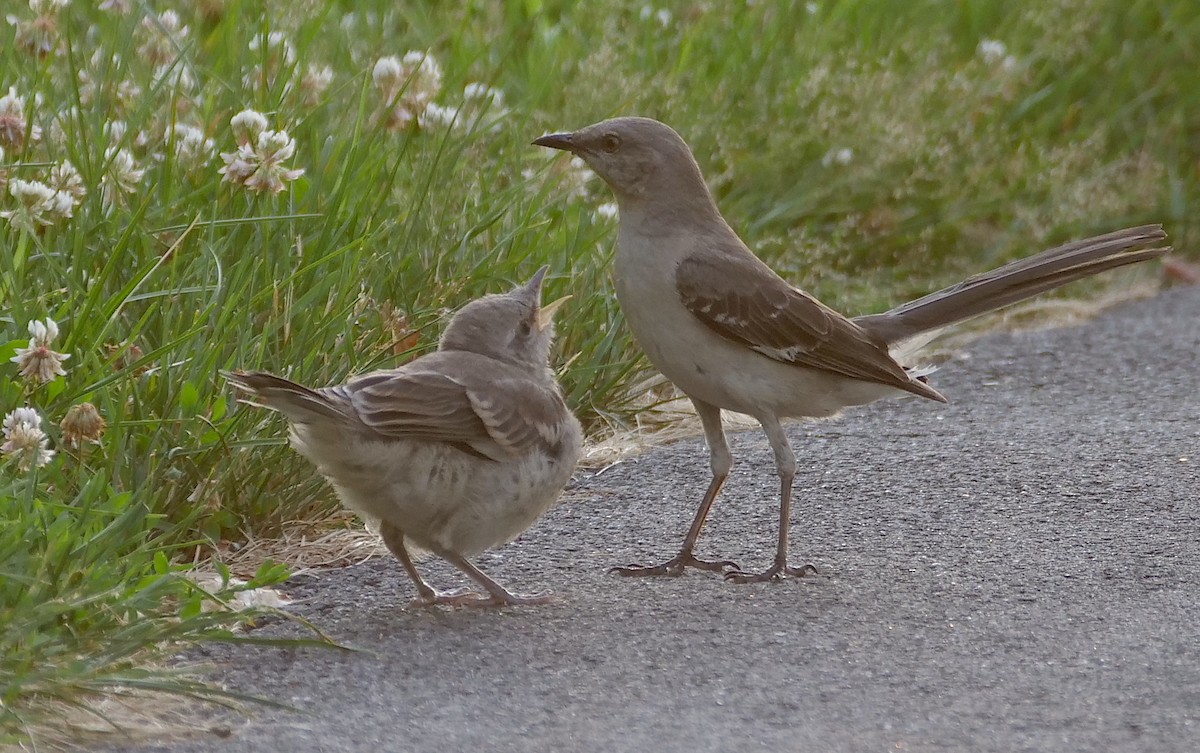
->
675;250;929;394
340;367;569;458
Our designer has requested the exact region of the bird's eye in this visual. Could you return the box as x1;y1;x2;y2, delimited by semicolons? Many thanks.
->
602;133;621;153
517;321;532;338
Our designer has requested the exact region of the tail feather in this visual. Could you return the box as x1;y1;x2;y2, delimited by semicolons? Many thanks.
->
222;370;352;424
855;224;1169;348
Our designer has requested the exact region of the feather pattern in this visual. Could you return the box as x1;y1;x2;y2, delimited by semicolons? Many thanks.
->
675;244;945;402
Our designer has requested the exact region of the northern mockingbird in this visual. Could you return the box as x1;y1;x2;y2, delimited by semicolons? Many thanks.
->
226;267;582;606
534;116;1169;583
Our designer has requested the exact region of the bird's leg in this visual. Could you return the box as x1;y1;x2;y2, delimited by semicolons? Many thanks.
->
433;546;554;607
379;522;486;607
725;415;818;584
610;399;741;577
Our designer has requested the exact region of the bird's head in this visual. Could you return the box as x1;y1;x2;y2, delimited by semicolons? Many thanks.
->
533;117;711;208
439;266;570;368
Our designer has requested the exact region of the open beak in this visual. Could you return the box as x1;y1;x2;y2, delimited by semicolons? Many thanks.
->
532;132;577;153
536;295;571;331
524;265;550;293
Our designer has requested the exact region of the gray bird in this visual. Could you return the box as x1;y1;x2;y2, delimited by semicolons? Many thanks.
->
535;116;1168;583
226;267;582;606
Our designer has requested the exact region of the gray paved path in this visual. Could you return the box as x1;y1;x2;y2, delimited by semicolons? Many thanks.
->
126;287;1199;753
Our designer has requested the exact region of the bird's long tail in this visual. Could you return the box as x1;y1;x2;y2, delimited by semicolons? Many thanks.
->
855;224;1169;352
222;370;351;424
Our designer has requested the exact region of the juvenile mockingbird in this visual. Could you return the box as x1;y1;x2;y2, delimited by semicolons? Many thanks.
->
535;116;1168;583
226;267;582;606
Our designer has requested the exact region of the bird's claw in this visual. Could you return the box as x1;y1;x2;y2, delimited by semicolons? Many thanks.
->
411;588;554;608
609;552;740;578
723;562;818;584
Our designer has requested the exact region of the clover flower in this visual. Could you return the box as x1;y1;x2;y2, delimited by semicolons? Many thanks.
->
167;123;215;168
100;146;145;211
7;0;69;57
60;402;106;447
219;110;304;194
11;317;70;383
0;86;41;152
300;64;334;106
372;51;443;130
2;406;54;471
137;10;190;66
1;179;57;231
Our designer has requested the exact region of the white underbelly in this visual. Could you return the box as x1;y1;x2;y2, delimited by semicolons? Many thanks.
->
290;428;578;557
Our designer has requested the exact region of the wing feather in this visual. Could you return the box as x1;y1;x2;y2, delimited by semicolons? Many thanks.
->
675;248;944;401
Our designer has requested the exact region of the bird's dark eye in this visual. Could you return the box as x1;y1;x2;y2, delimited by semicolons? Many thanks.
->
602;133;621;153
517;321;532;338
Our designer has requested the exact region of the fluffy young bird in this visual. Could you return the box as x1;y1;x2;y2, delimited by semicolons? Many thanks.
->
227;267;582;607
536;116;1168;583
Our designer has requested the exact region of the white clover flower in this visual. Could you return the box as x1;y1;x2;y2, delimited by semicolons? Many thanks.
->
105;119;126;143
398;50;442;105
167;123;214;167
806;1;819;13
417;102;460;131
230;109;268;146
595;202;619;221
373;51;443;131
137;10;190;66
9;0;69;56
372;56;404;98
526;155;592;199
1;178;56;231
563;156;594;200
114;79;143;111
47;160;85;201
456;82;510;132
300;64;333;106
46;162;85;215
821;147;854;167
248;31;296;67
30;0;71;12
43;108;73;148
639;6;672;27
0;86;42;151
11;318;71;384
243;31;298;93
100;146;145;210
2;406;54;471
152;63;196;94
44;189;76;220
463;82;504;107
977;39;1008;65
219;128;305;194
99;0;131;13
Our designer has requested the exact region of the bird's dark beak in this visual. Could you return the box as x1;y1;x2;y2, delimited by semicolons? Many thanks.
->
532;132;577;153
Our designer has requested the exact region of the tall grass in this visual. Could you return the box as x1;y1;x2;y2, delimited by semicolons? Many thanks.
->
1;0;1195;744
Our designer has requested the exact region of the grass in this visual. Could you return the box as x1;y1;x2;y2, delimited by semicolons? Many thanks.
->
1;0;1196;745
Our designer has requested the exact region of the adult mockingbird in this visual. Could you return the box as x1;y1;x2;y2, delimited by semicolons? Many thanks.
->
226;267;582;606
534;116;1168;583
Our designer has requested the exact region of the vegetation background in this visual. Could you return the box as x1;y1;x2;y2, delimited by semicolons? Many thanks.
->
1;0;1195;744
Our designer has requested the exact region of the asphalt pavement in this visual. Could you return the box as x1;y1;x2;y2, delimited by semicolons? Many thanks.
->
122;286;1199;753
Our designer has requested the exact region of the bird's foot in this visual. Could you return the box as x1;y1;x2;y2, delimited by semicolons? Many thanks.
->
723;560;817;584
468;590;555;608
409;587;488;608
411;587;554;608
609;551;740;578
